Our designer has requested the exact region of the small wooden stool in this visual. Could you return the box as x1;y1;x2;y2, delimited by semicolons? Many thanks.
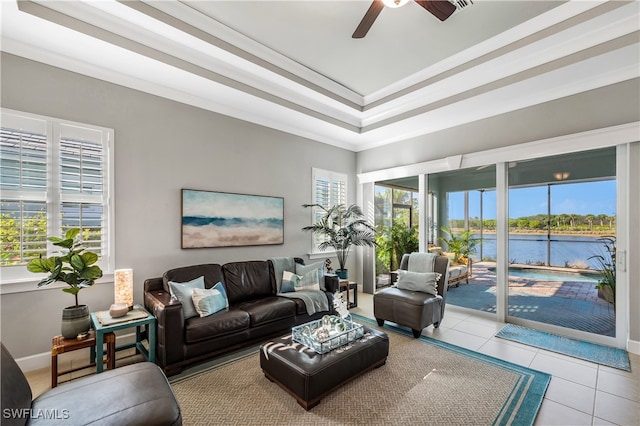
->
51;330;116;388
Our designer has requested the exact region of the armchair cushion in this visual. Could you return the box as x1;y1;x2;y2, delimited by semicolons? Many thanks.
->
396;270;441;296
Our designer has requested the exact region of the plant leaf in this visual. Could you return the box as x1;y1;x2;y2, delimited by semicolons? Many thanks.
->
65;228;80;240
81;252;98;266
70;253;85;271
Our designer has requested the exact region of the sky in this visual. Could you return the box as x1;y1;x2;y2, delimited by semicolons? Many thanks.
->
449;180;616;219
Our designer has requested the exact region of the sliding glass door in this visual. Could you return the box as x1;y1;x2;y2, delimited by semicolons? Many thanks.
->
507;148;617;338
427;166;497;314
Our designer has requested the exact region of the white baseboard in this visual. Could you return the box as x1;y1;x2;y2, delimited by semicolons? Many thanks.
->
628;338;640;355
17;333;136;373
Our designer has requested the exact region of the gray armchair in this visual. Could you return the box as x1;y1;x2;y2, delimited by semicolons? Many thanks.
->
373;254;450;338
1;342;182;425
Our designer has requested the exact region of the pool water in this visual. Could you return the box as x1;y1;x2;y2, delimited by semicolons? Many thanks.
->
489;267;599;283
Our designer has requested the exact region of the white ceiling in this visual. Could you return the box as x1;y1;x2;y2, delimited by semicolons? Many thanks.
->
1;1;639;152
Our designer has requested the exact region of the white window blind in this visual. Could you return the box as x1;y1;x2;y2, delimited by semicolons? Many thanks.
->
0;109;113;280
310;168;347;253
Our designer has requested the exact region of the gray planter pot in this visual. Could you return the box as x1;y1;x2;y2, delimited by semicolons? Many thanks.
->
61;305;91;339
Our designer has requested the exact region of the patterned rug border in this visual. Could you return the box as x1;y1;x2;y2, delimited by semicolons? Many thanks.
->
351;314;550;426
496;323;631;371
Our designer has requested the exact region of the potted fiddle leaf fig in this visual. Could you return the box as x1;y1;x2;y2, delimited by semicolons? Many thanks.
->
27;228;103;338
302;203;376;280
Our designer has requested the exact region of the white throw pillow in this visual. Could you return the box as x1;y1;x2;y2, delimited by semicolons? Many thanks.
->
396;270;441;296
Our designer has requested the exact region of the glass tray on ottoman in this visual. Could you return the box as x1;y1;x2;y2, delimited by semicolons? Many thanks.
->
292;316;364;354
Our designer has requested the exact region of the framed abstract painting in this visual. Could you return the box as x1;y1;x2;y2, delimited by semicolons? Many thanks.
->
181;189;284;248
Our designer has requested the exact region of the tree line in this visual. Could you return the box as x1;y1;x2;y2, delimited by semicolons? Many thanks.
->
449;213;616;233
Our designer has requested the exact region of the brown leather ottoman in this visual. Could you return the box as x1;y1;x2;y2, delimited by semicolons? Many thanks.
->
259;326;388;410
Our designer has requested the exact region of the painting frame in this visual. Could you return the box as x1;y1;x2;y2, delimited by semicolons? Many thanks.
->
181;189;284;249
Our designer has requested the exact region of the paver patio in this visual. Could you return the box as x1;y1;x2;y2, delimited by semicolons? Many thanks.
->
445;262;616;337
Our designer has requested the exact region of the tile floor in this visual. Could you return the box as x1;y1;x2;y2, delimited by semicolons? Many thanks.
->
23;292;639;425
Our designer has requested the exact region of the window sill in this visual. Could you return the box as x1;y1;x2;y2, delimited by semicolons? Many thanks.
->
0;272;114;295
308;251;336;261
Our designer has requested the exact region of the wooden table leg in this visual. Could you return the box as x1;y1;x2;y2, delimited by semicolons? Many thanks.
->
104;332;116;370
51;351;58;388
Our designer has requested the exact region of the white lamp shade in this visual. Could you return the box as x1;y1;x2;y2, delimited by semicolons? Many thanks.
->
114;269;134;306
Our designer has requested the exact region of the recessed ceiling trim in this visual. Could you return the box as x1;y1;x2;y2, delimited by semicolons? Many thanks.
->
132;0;364;106
361;31;640;130
21;0;365;129
363;0;616;105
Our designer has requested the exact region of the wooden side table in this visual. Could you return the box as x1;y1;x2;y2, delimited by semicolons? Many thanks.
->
339;280;358;308
51;330;115;388
91;306;156;373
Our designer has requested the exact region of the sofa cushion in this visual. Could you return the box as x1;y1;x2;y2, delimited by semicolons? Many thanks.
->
236;297;296;326
192;282;229;317
185;308;250;343
168;276;205;319
30;362;182;426
163;264;224;292
222;261;273;304
448;265;468;279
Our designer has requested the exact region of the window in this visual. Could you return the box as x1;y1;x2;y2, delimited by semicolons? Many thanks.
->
310;168;347;253
0;109;113;282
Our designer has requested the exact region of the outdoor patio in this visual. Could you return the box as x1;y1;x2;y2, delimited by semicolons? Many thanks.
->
445;262;616;337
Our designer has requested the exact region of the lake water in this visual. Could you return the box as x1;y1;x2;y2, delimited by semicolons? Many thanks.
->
474;234;609;270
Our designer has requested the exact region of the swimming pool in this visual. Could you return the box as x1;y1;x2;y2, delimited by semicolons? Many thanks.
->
489;267;599;283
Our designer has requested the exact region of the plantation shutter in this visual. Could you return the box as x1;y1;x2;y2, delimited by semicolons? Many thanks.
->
311;168;347;252
0;115;49;264
0;109;112;276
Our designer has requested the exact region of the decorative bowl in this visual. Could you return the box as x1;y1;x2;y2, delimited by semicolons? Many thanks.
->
109;303;129;318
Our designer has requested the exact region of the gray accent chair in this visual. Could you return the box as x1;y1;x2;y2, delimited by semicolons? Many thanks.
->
373;254;450;338
1;342;182;425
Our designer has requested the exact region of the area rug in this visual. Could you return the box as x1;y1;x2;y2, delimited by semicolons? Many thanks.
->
496;324;630;371
171;319;550;425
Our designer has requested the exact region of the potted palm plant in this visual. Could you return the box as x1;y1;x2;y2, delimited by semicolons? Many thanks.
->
588;236;616;307
439;226;479;264
302;204;376;279
27;228;103;338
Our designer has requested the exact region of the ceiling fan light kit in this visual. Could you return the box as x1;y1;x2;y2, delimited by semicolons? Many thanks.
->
381;0;411;8
353;0;462;39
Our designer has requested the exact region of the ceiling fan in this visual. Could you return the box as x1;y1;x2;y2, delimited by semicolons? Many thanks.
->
353;0;457;39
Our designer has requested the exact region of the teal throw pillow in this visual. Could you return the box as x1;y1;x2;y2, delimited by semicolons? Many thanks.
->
168;276;205;319
294;268;321;292
295;262;325;291
396;270;441;296
191;282;229;317
281;270;300;293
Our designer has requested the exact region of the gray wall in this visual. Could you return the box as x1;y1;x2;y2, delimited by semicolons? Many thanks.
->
0;53;356;358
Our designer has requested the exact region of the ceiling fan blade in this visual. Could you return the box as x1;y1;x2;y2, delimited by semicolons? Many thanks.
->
352;0;385;39
414;0;457;21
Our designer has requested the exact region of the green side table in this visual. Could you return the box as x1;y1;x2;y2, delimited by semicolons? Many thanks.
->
90;306;156;373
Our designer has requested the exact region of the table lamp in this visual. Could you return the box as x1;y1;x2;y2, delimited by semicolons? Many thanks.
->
111;268;134;317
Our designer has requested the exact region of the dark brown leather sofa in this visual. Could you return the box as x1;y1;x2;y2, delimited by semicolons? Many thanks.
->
144;258;338;376
1;342;182;426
